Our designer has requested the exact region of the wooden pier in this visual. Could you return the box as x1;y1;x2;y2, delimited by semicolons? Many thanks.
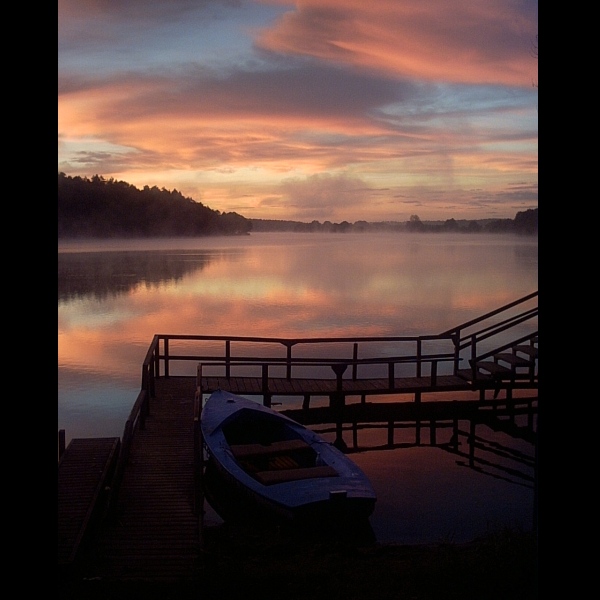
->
57;293;538;590
58;436;120;577
58;379;537;585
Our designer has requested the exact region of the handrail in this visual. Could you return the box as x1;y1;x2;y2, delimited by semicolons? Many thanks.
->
473;332;538;363
440;291;538;337
145;333;458;385
441;291;538;369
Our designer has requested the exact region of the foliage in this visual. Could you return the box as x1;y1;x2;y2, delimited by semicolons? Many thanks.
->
57;173;252;238
58;172;537;238
252;209;538;235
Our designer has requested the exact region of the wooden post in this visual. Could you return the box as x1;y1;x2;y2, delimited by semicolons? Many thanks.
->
286;343;293;380
164;337;169;378
58;429;66;459
331;363;347;392
430;360;438;386
429;420;436;445
139;392;146;431
262;364;271;407
302;395;310;410
468;420;476;467
153;340;160;382
388;420;394;447
329;392;347;450
196;363;203;389
225;340;231;379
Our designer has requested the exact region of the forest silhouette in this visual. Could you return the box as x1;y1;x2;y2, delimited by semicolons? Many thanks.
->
58;173;538;237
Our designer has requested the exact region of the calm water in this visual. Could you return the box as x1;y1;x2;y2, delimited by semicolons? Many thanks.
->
58;231;538;544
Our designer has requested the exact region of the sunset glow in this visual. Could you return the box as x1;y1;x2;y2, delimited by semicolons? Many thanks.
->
58;0;538;222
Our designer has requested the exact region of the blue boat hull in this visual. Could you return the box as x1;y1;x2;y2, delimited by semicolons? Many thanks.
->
200;390;377;523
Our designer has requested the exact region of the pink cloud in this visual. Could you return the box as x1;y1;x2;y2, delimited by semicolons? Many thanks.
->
256;0;537;87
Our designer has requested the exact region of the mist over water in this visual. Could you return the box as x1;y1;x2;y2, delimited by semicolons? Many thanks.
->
58;231;538;544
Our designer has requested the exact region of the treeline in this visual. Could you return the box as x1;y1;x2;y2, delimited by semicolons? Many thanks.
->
58;172;537;238
58;173;252;237
251;210;538;235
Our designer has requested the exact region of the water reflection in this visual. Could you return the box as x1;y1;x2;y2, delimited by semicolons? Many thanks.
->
58;249;244;302
344;410;536;544
201;404;537;545
58;232;537;544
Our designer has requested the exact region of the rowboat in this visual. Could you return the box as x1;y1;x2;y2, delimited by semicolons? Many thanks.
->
200;390;377;525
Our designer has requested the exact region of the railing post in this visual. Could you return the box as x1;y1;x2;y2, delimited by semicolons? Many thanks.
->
330;364;348;450
416;339;422;377
286;343;293;380
470;334;478;380
148;361;155;399
196;363;203;390
164;337;170;378
58;429;66;459
388;362;394;389
139;390;147;430
193;391;204;521
153;341;160;380
225;340;231;379
352;343;358;380
431;360;438;386
452;332;461;374
262;364;271;407
331;364;347;392
468;420;476;467
141;365;151;414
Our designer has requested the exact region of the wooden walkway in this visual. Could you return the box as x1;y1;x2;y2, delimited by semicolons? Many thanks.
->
58;437;120;576
200;373;497;399
59;374;537;587
82;377;201;582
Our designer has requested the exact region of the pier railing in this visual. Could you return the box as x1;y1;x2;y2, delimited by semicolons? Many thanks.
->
137;291;537;400
142;332;460;392
440;291;538;376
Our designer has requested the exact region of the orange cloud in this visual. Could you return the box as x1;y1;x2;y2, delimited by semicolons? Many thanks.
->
257;0;537;87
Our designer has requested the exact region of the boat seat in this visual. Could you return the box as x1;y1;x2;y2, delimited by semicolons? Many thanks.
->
255;465;338;485
229;439;310;458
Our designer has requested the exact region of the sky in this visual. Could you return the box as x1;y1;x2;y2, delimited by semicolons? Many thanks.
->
58;0;538;223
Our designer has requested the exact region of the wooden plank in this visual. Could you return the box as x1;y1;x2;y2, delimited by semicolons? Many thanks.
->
230;439;310;458
58;437;120;568
86;384;200;581
255;465;339;485
494;353;532;367
200;371;538;398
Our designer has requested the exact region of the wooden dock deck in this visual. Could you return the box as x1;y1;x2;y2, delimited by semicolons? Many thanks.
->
59;375;537;587
58;294;538;594
58;436;120;576
81;377;201;583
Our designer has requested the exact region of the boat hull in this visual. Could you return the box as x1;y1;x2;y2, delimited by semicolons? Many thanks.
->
200;390;376;524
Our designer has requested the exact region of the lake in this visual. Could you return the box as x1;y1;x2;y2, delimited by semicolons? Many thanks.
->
58;231;538;544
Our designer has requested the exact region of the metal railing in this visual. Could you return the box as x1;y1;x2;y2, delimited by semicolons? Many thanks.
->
143;332;460;391
441;291;538;375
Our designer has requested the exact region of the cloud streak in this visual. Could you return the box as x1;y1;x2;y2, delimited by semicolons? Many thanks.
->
58;0;537;221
